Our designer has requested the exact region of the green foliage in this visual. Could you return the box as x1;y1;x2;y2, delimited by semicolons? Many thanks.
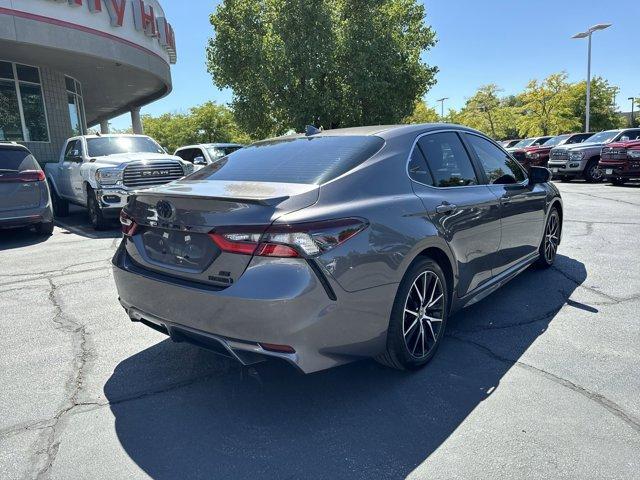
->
141;102;250;153
403;100;439;124
207;0;438;138
565;77;624;131
456;84;518;139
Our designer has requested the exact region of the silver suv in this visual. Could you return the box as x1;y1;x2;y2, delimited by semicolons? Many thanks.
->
548;129;640;182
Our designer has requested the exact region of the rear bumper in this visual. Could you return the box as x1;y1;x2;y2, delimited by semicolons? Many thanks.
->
0;205;53;229
112;244;396;373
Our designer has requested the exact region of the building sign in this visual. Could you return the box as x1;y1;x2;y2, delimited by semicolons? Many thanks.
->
45;0;176;63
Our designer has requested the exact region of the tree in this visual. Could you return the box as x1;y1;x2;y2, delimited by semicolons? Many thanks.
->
207;0;438;138
456;84;518;139
141;102;250;153
516;73;575;136
565;77;624;131
403;100;439;124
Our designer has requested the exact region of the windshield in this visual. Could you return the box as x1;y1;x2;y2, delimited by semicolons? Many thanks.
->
205;145;243;159
187;136;384;185
86;136;164;157
543;135;570;147
511;138;535;149
583;131;618;144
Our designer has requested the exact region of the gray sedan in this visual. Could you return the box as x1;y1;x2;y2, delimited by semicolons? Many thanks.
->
0;143;53;235
113;124;562;373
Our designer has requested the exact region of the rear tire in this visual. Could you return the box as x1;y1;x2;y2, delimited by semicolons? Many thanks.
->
584;159;603;183
376;257;449;371
87;188;109;230
34;221;54;236
49;182;69;217
536;208;560;268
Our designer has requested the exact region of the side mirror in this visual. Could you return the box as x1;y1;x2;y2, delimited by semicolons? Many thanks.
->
529;166;552;184
620;136;630;142
193;156;207;166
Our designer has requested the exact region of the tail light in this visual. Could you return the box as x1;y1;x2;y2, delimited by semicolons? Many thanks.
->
0;170;45;183
119;210;138;236
209;218;368;258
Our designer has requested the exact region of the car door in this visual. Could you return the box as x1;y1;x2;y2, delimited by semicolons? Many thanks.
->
463;132;546;275
69;139;86;203
58;140;79;198
409;131;502;297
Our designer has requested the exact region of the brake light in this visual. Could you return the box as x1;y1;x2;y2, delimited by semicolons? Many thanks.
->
208;218;368;258
0;170;45;182
119;210;138;236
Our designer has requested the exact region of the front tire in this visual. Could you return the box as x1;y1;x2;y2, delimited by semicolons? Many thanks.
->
536;208;560;268
87;188;109;230
584;159;603;183
377;257;449;370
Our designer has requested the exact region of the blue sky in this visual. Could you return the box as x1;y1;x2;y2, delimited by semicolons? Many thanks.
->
110;0;640;130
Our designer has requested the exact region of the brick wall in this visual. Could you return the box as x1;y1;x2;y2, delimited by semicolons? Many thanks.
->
22;66;78;165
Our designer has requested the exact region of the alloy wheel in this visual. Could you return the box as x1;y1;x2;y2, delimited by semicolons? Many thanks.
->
589;164;603;181
544;212;559;263
402;271;445;359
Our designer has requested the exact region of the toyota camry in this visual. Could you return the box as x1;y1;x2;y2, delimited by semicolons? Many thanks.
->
112;124;562;373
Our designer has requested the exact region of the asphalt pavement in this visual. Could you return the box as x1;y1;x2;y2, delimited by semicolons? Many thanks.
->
1;181;639;480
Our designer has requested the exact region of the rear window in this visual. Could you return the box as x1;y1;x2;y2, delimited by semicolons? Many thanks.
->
187;136;384;184
0;147;38;171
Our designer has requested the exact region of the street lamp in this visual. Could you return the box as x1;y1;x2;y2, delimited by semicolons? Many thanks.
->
629;97;636;127
572;23;612;132
436;97;449;121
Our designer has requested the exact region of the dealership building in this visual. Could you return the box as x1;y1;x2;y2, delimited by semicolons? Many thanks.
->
0;0;176;163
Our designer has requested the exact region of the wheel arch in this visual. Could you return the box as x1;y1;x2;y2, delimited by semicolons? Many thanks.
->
410;245;456;313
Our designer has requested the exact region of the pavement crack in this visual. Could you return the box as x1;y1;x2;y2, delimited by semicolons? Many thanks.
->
448;335;640;434
23;278;94;480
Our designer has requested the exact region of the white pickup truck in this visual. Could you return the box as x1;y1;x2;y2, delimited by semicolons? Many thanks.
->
45;134;192;229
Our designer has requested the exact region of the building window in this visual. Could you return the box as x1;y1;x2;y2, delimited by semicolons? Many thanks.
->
0;61;49;142
65;76;86;136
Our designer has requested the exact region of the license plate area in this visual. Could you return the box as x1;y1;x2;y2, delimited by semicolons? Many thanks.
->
140;227;220;272
605;169;613;175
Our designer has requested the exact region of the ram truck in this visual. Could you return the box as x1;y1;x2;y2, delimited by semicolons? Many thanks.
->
45;134;192;229
599;139;640;185
519;132;593;169
548;128;640;182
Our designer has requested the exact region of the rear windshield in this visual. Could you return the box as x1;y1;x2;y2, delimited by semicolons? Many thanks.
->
0;148;39;171
187;136;384;184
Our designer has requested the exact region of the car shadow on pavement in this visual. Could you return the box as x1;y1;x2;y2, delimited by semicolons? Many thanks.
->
55;205;121;239
0;226;51;250
104;254;588;480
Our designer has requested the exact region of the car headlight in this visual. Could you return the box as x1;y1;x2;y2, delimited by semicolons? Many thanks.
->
569;151;585;161
628;150;640;159
95;168;123;185
526;152;540;159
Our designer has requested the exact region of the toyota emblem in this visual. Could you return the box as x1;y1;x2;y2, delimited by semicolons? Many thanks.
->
156;200;175;220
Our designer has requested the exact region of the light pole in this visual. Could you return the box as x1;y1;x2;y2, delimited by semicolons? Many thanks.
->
572;23;612;132
436;97;449;122
629;97;636;127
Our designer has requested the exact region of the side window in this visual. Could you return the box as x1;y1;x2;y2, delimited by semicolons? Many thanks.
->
465;134;526;185
63;140;79;160
533;137;548;146
407;144;434;185
192;148;205;160
417;132;478;187
175;148;194;162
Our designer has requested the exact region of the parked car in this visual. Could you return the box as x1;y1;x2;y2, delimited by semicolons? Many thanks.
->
0;143;54;235
548;128;640;182
501;139;521;149
174;143;244;170
519;132;594;169
113;124;562;374
46;134;192;229
599;139;640;185
507;136;553;164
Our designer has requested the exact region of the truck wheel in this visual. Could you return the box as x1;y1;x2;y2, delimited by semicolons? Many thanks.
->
584;159;603;183
49;181;69;217
87;188;109;230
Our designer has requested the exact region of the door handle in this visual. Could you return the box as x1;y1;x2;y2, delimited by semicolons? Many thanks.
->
436;203;457;214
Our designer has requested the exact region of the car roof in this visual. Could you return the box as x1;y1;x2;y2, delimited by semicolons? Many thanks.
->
0;142;30;152
176;143;244;150
71;134;151;140
260;123;485;143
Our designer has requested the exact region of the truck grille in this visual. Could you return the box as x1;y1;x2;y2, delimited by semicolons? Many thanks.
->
601;148;627;160
550;150;569;161
123;161;185;188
